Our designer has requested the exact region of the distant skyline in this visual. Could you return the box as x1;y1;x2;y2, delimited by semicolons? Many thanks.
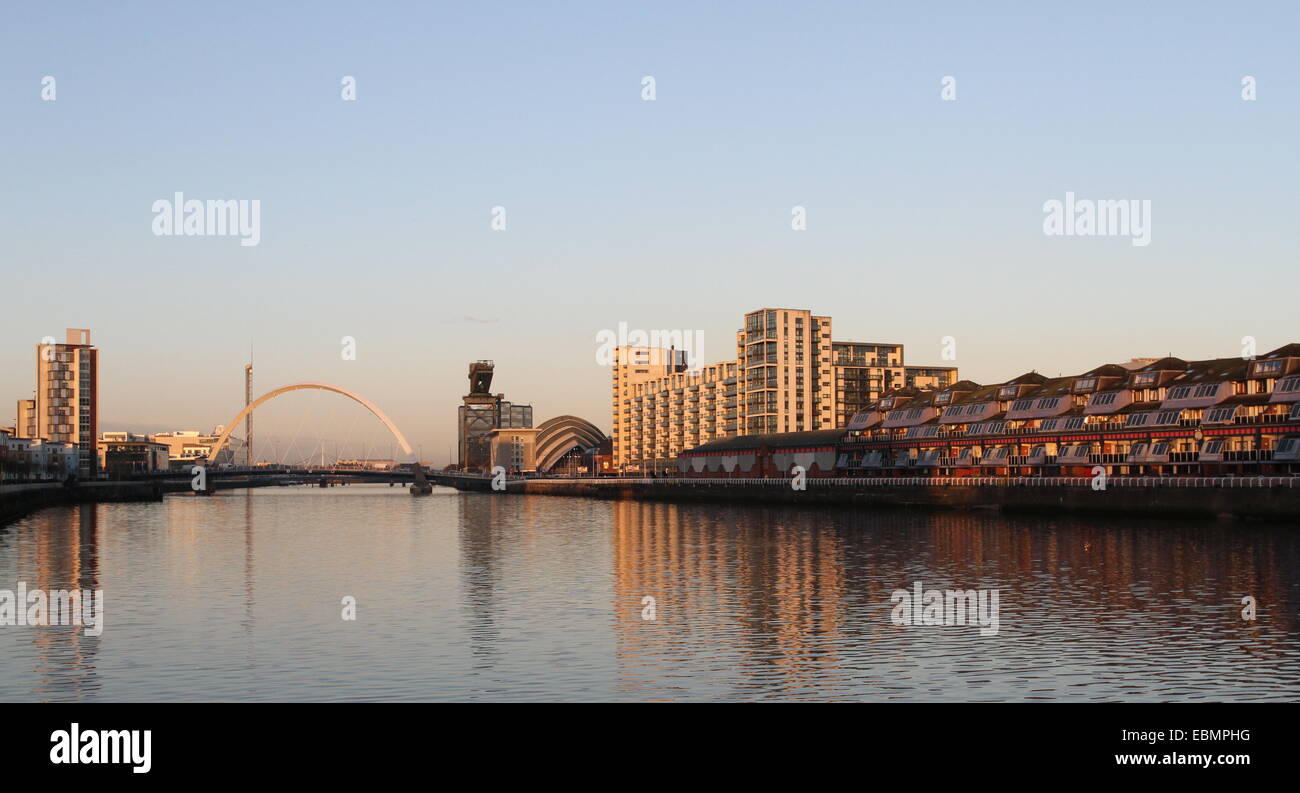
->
3;1;1297;464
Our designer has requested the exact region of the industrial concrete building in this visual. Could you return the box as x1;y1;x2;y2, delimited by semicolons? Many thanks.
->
458;360;533;472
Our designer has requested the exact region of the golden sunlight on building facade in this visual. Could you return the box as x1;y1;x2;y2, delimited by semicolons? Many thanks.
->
611;308;956;473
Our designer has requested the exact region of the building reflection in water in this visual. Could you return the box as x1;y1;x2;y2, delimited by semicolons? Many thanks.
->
1;488;1296;701
457;494;511;668
609;501;1297;701
1;503;103;700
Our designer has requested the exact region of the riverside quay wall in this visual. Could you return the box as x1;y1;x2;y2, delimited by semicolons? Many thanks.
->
0;477;283;525
0;481;163;525
473;476;1300;521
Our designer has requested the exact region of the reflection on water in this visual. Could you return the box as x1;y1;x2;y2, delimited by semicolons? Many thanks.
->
1;485;1297;701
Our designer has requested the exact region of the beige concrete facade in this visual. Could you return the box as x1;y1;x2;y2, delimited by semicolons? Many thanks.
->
14;399;36;439
741;308;834;435
610;308;959;473
612;349;739;473
489;427;539;473
33;329;98;476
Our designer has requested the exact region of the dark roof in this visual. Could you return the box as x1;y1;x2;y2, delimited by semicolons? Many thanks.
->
686;429;845;454
1171;356;1250;385
1260;344;1300;360
1005;372;1049;386
1020;376;1075;398
1135;357;1187;372
1079;363;1131;378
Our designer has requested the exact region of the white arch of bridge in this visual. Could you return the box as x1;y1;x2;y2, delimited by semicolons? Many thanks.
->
205;382;413;464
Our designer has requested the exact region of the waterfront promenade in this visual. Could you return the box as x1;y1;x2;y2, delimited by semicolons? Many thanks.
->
472;474;1300;521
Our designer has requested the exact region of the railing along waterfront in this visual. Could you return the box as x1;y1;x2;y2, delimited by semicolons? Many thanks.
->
523;475;1300;488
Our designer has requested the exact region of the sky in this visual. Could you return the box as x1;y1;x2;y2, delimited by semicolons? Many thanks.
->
1;1;1297;464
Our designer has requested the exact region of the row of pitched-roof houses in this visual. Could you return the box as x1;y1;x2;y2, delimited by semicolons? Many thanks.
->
677;344;1300;477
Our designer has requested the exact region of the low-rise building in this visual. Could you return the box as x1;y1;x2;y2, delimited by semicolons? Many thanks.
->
148;430;244;468
99;433;171;476
1;430;78;480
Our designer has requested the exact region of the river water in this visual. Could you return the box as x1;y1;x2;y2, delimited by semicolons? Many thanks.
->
1;484;1297;701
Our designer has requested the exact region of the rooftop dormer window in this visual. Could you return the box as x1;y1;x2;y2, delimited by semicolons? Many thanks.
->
1167;385;1192;400
1203;405;1237;424
1131;372;1158;387
1072;377;1096;393
1090;392;1118;407
934;392;952;405
998;386;1019;400
1277;376;1300;394
1252;359;1285;377
1011;398;1034;412
1153;409;1181;426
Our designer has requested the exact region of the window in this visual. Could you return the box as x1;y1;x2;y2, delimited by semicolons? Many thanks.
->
1276;438;1300;454
1153;409;1181;426
1090;392;1118;407
934;392;952;405
1252;359;1284;377
1036;397;1060;410
968;422;986;435
1291;403;1300;421
1277;376;1300;394
986;421;1007;435
1201;439;1224;455
1193;384;1219;398
1011;399;1034;412
1062;416;1085;431
1150;442;1170;456
1167;385;1192;400
998;386;1018;399
1073;377;1096;392
1131;372;1157;387
942;406;964;419
1064;444;1091;458
1203;405;1237;424
1125;412;1151;427
1129;443;1149;458
966;403;985;416
1039;418;1060;433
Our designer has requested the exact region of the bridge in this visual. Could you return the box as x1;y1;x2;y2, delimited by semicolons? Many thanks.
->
202;382;414;465
131;465;505;492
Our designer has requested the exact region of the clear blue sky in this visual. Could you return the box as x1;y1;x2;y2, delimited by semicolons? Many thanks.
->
2;1;1297;464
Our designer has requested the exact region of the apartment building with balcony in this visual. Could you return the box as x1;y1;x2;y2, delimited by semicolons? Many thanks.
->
741;308;835;434
678;342;1300;478
611;308;956;472
13;398;36;439
611;345;738;473
25;329;99;476
905;365;959;391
